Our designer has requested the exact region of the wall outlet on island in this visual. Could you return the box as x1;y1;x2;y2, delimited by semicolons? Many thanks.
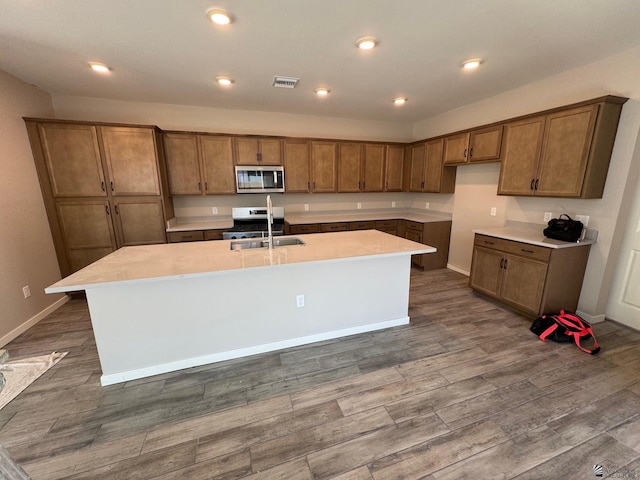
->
212;207;218;215
425;202;430;209
296;294;305;308
544;211;553;222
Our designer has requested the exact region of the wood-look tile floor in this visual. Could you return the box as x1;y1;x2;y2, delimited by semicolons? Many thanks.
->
2;268;640;479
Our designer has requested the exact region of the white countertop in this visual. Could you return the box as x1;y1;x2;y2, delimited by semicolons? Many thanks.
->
473;222;596;249
166;208;452;232
46;230;434;293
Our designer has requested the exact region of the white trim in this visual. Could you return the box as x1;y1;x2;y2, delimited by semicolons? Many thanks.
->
0;295;70;347
100;316;409;386
447;264;470;276
576;310;606;324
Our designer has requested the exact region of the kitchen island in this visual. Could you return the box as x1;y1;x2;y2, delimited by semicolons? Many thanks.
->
46;230;433;385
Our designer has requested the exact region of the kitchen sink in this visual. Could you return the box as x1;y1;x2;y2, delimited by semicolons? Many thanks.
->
230;237;305;250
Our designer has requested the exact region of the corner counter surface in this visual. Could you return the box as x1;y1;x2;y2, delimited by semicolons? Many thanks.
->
46;229;433;293
473;222;596;249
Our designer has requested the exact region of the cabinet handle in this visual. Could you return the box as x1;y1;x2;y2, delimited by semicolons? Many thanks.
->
469;147;473;158
421;181;425;188
534;179;539;190
484;240;495;245
114;205;119;215
205;182;209;191
521;248;535;254
110;181;114;192
313;182;316;190
198;182;202;192
101;181;106;192
183;235;193;240
105;204;110;216
504;258;508;269
463;148;468;158
362;181;365;190
257;152;262;162
530;179;535;191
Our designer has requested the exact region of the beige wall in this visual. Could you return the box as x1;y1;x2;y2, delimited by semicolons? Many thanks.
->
413;45;640;321
0;70;66;346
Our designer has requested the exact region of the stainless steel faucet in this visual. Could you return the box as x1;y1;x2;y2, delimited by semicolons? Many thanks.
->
266;195;273;250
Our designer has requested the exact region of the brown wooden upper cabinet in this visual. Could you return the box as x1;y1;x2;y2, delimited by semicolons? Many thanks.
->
498;97;626;198
384;144;404;192
311;141;337;192
363;144;386;192
443;125;503;165
408;140;456;193
234;137;282;165
337;142;362;192
283;139;311;193
164;133;235;195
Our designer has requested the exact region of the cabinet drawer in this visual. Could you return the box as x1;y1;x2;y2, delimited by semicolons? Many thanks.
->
375;220;398;228
204;229;224;241
167;231;205;243
405;220;423;232
474;234;551;262
378;228;397;236
349;221;376;230
319;222;349;232
290;224;319;234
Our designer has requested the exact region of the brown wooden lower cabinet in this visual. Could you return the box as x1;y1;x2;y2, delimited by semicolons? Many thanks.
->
349;221;376;230
469;233;591;317
402;220;451;269
319;222;349;232
167;229;226;243
288;224;319;234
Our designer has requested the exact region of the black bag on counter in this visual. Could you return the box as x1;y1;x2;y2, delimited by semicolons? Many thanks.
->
543;214;583;242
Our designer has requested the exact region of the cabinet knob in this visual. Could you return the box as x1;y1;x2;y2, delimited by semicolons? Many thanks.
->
105;204;110;216
464;148;468;158
101;181;106;192
205;182;209;191
534;179;539;190
530;179;535;191
469;147;473;158
110;181;114;192
114;205;120;215
198;182;202;192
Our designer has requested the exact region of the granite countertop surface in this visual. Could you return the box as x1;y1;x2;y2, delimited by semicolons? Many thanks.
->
473;222;596;249
46;230;434;293
166;208;453;232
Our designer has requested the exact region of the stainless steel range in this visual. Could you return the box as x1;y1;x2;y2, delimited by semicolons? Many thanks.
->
222;206;285;240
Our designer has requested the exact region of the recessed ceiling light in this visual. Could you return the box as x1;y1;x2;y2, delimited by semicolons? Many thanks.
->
462;59;482;70
215;76;234;86
89;62;111;73
356;37;377;50
314;87;330;96
207;8;232;25
393;97;407;105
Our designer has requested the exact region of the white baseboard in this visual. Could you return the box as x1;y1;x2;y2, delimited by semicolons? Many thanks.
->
576;310;606;324
447;264;470;276
0;296;70;347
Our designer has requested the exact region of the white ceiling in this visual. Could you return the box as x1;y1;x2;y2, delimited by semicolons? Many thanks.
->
2;0;640;124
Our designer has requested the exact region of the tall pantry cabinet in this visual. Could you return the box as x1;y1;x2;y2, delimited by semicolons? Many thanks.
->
25;119;173;277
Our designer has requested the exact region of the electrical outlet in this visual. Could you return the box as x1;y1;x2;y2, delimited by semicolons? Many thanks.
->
575;215;590;226
296;294;305;308
212;207;218;215
425;202;430;209
22;285;31;298
304;204;309;211
357;202;362;209
544;212;553;222
490;207;497;216
391;201;396;208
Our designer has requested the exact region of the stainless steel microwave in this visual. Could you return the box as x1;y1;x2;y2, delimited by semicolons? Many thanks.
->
235;166;285;193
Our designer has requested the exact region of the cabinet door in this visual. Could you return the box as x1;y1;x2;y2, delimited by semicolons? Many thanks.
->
424;139;444;192
500;254;548;315
56;200;116;272
469;125;503;163
283;139;310;193
469;246;504;298
362;144;385;192
404;228;424;267
497;116;546;196
38;123;106;197
234;137;259;165
385;145;404;191
409;143;426;192
101;127;160;196
338;143;362;192
113;198;167;246
258;138;283;165
163;133;203;195
200;136;235;194
536;105;598;197
443;132;470;165
311;141;337;192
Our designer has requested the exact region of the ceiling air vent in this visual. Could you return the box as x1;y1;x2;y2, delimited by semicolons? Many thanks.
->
272;76;300;88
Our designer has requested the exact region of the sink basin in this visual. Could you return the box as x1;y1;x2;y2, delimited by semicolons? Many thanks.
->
230;237;305;250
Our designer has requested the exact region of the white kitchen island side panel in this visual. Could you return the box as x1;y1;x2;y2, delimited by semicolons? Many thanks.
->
86;254;412;385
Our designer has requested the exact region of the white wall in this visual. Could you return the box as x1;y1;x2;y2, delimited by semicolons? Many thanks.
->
413;45;640;321
0;70;66;347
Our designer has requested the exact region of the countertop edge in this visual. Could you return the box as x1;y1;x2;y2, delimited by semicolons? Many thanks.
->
473;224;596;249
